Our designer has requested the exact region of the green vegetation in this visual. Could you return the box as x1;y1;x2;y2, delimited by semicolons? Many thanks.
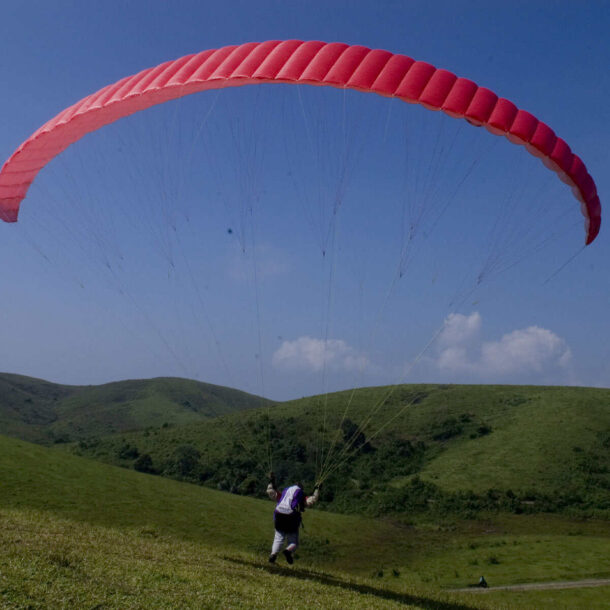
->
1;434;609;608
1;508;487;610
2;377;609;606
0;373;267;443
61;384;609;519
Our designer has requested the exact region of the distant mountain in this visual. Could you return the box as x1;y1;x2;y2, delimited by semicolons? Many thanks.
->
0;373;269;444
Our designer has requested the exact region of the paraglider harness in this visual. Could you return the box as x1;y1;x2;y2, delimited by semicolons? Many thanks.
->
270;477;306;534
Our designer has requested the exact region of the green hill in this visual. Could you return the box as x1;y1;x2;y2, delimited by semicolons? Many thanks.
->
3;375;608;518
65;384;610;518
0;372;268;444
1;433;609;609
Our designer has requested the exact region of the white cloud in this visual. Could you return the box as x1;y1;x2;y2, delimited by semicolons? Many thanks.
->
437;345;470;371
478;326;572;375
438;312;481;347
432;312;572;382
272;336;369;373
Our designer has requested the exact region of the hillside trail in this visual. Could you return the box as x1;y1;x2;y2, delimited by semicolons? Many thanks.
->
450;578;610;593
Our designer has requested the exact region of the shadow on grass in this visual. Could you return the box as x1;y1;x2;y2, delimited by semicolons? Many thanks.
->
223;557;478;610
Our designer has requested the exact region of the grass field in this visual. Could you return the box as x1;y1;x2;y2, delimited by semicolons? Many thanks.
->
1;434;609;608
0;507;483;610
2;507;608;610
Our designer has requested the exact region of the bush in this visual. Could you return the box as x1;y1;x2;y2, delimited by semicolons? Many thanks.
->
134;454;155;473
477;424;492;436
430;418;463;441
118;443;139;460
172;445;202;478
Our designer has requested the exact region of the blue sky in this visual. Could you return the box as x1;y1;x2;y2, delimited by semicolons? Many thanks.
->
1;1;609;400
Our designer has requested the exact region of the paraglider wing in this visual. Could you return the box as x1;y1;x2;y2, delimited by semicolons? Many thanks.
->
0;40;601;243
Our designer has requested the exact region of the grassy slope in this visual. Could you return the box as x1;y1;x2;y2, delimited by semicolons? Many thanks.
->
416;386;609;493
311;384;609;497
0;509;471;610
69;384;610;512
1;434;608;609
0;372;268;443
0;433;409;570
0;373;70;441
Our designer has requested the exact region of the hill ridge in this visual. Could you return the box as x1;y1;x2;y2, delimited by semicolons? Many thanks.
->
0;372;269;444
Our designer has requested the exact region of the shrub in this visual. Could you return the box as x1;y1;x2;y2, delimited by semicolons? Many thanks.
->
118;443;139;460
430;418;463;441
134;453;155;473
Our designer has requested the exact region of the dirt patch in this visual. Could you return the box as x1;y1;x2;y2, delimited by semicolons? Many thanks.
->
450;578;610;593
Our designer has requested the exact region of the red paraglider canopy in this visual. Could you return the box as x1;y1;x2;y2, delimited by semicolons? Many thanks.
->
0;40;601;243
